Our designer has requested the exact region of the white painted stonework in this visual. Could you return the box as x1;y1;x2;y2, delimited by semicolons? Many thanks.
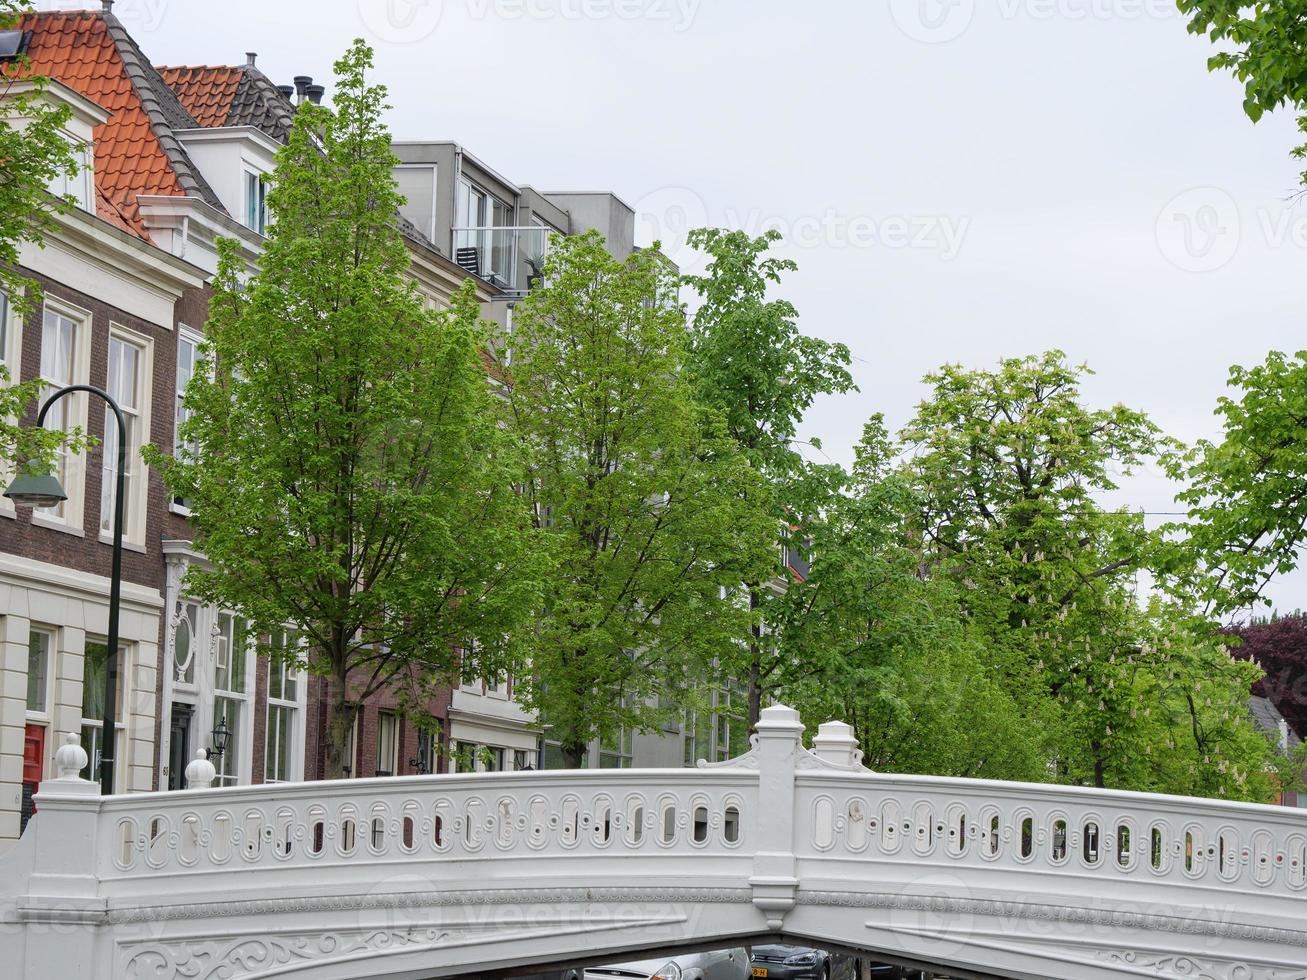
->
1;707;1306;980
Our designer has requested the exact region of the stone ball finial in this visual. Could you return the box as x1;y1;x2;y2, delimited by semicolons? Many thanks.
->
184;748;216;790
55;732;89;780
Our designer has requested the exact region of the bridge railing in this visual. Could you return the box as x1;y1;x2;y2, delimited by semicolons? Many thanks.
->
792;769;1307;898
91;766;761;900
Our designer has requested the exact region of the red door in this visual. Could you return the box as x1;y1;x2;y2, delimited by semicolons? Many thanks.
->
21;725;44;833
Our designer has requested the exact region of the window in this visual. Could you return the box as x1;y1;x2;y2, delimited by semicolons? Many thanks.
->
512;749;530;772
376;711;398;777
26;629;51;716
0;291;10;374
339;707;358;777
81;639;125;783
212;612;249;787
715;681;748;761
48;139;92;211
683;711;709;767
244;170;267;234
172;328;202;510
415;726;437;775
265;631;302;783
39;306;81;520
171;600;199;687
100;331;149;541
599;727;632;769
455;740;477;773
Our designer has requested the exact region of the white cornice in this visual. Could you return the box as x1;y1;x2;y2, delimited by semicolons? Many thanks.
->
174;126;282;158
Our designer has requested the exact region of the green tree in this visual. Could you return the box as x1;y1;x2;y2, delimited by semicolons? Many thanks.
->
779;420;1045;780
902;351;1277;799
0;0;87;471
682;228;855;727
1177;0;1307;186
1168;350;1307;616
149;42;540;778
508;232;774;768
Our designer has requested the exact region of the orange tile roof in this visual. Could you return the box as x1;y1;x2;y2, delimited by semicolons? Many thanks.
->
18;10;185;240
158;65;243;128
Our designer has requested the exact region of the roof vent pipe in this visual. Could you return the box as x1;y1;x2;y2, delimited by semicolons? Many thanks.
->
245;52;257;68
305;84;325;105
102;0;114;10
293;75;312;102
277;84;295;101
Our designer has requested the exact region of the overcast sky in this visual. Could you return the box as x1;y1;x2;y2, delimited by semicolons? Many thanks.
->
68;0;1306;614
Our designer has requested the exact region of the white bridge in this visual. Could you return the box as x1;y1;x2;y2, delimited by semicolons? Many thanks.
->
3;706;1306;980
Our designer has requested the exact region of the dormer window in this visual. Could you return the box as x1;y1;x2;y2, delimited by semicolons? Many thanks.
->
48;138;93;212
243;169;267;235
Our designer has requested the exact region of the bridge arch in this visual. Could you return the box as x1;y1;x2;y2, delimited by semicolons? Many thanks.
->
3;706;1305;980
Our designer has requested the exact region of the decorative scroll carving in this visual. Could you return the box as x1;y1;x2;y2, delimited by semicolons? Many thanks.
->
1095;950;1307;980
124;929;451;980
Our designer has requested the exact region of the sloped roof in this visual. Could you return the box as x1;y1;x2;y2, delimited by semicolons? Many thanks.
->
157;65;243;127
158;63;296;142
1250;696;1302;750
18;8;223;240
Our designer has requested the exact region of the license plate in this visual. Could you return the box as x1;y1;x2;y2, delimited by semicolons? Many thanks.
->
751;970;768;978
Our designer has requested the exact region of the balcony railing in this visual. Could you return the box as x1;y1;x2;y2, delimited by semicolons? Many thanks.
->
452;225;555;293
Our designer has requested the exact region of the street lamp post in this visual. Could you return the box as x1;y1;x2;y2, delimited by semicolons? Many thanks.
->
6;384;127;795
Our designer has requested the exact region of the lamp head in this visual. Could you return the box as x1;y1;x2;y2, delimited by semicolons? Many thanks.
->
211;717;231;757
4;465;67;508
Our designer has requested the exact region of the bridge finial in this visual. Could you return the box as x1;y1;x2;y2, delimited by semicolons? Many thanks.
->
54;732;89;780
184;749;216;789
811;720;864;770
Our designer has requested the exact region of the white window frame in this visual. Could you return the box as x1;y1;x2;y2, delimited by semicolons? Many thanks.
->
80;638;129;787
0;288;23;518
171;325;205;515
99;324;153;549
49;135;93;212
264;633;306;784
394;163;438;241
33;297;91;533
375;711;399;777
212;611;253;787
243;167;268;236
26;627;53;723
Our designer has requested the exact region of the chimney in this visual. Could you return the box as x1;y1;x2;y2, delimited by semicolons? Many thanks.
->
277;84;294;101
305;84;325;105
293;75;312;103
101;0;114;9
245;52;257;68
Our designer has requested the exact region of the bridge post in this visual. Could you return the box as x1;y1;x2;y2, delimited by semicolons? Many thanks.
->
14;733;106;979
750;704;805;930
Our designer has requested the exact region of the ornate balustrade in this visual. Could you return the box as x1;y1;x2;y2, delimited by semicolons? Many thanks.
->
2;707;1306;980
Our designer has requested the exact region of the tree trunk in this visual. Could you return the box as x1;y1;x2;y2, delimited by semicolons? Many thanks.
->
561;742;586;769
324;674;355;780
